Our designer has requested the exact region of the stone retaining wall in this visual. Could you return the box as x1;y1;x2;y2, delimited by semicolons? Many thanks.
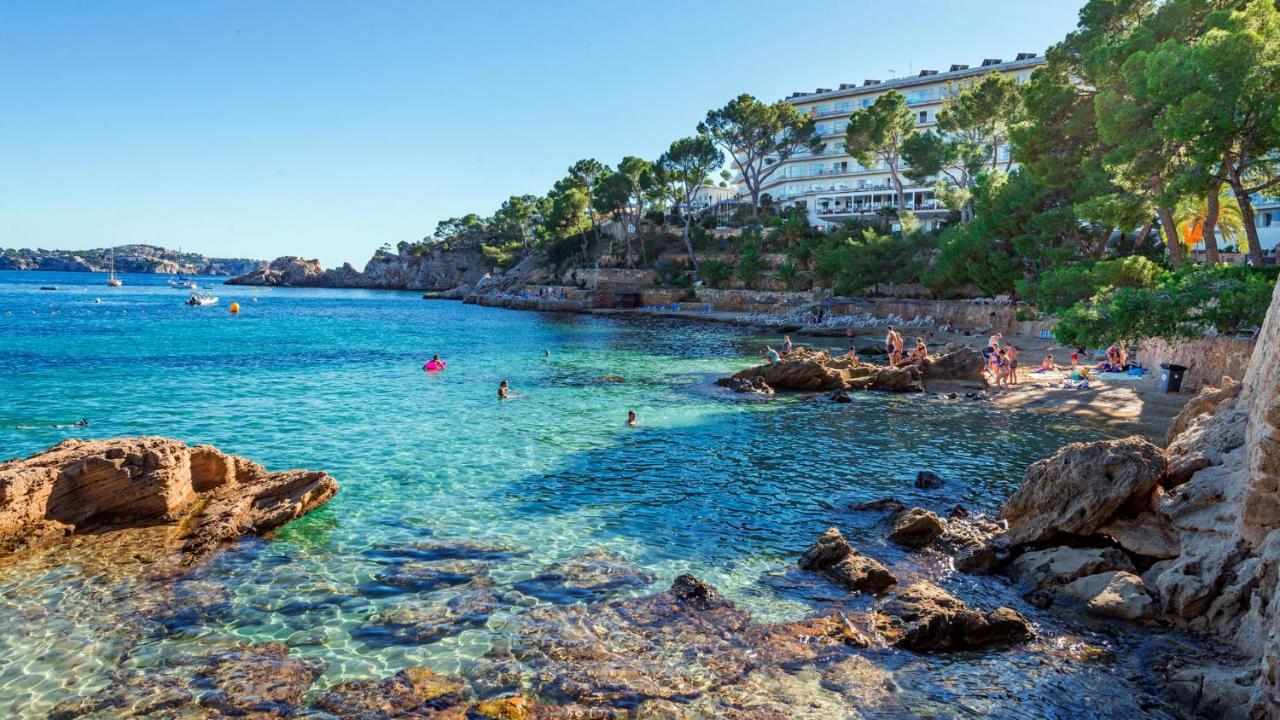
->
1138;336;1257;391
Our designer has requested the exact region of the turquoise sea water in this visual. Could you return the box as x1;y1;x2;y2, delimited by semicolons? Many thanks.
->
0;270;1187;718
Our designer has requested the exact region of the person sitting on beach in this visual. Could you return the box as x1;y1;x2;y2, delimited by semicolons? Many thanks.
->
423;354;446;372
762;346;781;364
1037;355;1055;372
627;410;637;427
1117;344;1129;369
498;380;512;399
782;335;793;355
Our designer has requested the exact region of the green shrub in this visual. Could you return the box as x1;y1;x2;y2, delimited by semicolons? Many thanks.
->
698;260;733;289
1018;255;1163;314
1055;266;1277;348
654;259;691;288
736;247;765;289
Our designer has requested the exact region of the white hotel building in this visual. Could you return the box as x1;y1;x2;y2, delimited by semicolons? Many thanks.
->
743;53;1045;229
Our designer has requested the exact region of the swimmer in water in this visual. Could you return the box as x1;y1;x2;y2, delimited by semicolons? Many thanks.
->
498;380;511;399
544;349;551;359
627;410;637;427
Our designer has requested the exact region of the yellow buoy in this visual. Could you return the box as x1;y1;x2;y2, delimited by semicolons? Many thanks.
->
229;302;240;314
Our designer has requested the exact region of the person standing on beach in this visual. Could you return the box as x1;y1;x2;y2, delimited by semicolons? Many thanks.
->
1005;343;1019;385
884;326;901;366
782;335;793;355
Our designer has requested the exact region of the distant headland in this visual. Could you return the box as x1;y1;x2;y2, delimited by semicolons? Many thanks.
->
0;244;264;276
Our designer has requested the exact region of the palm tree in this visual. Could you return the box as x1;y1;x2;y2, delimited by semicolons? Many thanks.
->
1175;188;1246;264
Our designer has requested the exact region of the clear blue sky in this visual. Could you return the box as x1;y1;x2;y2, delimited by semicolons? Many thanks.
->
0;0;1085;268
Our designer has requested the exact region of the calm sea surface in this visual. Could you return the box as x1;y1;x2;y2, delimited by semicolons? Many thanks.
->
0;270;1188;718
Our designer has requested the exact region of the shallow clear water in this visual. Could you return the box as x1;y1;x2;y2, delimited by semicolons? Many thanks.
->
0;270;1187;718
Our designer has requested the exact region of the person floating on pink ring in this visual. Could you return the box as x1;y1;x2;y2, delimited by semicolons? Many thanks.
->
423;354;447;372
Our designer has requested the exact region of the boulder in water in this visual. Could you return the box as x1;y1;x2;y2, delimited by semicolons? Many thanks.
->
888;508;946;548
877;581;1034;652
798;527;897;594
0;437;338;564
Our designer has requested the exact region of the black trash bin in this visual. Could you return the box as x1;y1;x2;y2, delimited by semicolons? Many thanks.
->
1159;363;1188;393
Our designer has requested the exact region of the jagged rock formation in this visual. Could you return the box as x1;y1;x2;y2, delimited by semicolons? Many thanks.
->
725;347;987;394
981;277;1280;717
0;244;261;276
227;245;493;292
0;437;337;564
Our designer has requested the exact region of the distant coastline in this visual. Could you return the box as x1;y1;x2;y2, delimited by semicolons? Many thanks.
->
1;244;264;277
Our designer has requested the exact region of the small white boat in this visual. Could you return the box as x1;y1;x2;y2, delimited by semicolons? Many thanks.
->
185;292;218;307
106;247;122;287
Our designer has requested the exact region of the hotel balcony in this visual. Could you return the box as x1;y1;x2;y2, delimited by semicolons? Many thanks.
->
816;200;949;217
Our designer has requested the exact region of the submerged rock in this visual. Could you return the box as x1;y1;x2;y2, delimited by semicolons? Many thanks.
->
999;436;1167;546
512;549;656;603
797;528;896;594
877;581;1034;652
506;575;872;713
914;470;944;489
0;437;338;564
313;667;469;717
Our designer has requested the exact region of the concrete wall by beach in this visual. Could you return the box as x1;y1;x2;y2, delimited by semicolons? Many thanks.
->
1138;336;1257;391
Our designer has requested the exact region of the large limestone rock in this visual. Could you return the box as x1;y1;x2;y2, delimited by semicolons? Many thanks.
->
1056;571;1156;621
0;437;338;562
999;436;1167;546
1009;547;1134;591
1242;274;1280;546
726;347;986;395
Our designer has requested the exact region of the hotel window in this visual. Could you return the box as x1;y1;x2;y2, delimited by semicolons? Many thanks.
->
918;110;928;123
1265;212;1274;228
835;101;851;113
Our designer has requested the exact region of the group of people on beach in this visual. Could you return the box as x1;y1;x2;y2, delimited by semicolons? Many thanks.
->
983;332;1021;387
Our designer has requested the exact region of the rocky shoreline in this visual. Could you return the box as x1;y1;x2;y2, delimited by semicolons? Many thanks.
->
4;277;1278;716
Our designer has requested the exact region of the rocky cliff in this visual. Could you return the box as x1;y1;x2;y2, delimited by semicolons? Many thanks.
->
984;276;1280;717
0;244;263;276
227;245;494;292
0;437;337;565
